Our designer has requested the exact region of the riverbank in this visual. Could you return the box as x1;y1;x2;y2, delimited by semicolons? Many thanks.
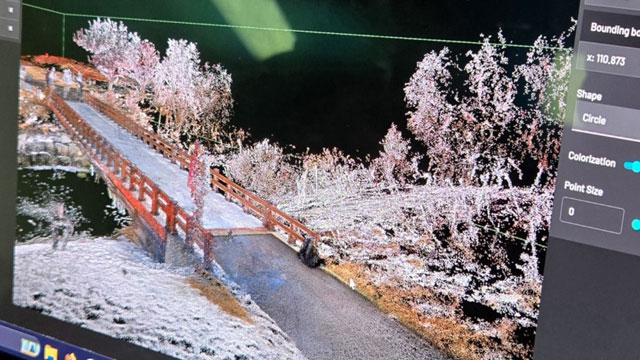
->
18;81;90;169
13;237;305;360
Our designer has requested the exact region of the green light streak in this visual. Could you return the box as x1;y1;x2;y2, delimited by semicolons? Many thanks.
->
211;0;295;60
22;2;569;51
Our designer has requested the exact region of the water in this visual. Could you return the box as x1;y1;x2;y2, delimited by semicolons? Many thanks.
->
16;169;130;243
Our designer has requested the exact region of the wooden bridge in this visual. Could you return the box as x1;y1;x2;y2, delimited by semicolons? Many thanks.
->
42;87;448;360
46;89;319;267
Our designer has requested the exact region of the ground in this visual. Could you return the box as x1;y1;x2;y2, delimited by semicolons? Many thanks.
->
13;237;305;360
278;184;543;359
17;58;542;359
212;234;449;360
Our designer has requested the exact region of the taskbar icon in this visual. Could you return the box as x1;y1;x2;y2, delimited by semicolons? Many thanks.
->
19;338;40;358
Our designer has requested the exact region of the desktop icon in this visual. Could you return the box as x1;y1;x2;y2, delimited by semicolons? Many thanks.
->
44;344;58;360
63;353;77;360
19;338;40;357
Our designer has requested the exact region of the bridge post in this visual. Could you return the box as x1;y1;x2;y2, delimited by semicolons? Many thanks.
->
94;140;101;159
98;142;106;162
203;233;214;270
185;218;194;250
151;188;160;215
107;147;113;167
288;233;297;245
107;148;114;169
138;177;146;201
165;200;177;234
120;160;129;184
263;207;275;231
128;168;138;191
113;155;121;176
86;132;94;154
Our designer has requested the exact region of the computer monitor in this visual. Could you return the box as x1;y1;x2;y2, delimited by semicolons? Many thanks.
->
3;1;640;359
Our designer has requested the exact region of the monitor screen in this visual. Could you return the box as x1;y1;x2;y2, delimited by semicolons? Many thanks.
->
8;0;638;359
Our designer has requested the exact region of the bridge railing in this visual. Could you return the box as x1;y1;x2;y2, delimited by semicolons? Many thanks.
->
84;94;320;245
84;95;192;170
48;90;215;266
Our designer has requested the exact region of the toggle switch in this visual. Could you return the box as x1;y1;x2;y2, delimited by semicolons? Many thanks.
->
624;161;640;173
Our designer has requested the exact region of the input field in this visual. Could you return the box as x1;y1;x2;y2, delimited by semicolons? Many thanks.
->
572;101;640;143
560;197;625;234
577;41;640;79
585;0;640;11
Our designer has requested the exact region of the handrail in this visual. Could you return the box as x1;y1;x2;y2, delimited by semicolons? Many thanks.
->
84;94;320;245
47;89;215;267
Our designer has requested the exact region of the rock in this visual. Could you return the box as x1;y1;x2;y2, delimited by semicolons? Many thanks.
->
54;143;69;156
298;237;323;268
68;144;83;157
30;152;51;165
25;141;45;153
79;157;91;168
44;141;56;154
59;133;72;143
57;156;72;166
18;127;90;169
17;134;27;146
17;155;30;167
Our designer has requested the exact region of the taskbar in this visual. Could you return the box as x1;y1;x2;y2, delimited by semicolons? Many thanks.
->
0;320;111;360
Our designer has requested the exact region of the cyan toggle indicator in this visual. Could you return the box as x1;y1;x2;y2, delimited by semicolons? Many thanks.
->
632;219;640;232
624;161;640;173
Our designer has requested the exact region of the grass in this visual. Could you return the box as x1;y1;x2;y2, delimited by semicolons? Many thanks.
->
325;261;499;360
115;226;254;324
187;275;254;324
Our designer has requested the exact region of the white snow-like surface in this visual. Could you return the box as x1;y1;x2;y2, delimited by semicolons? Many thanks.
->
65;101;263;230
21;165;90;173
13;238;305;360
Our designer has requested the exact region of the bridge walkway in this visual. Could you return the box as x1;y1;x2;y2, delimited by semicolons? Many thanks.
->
65;101;263;231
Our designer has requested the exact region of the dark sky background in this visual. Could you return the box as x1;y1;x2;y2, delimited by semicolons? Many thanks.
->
22;0;581;157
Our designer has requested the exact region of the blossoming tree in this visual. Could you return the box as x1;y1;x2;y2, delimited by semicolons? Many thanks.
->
404;28;574;190
73;18;141;93
403;26;575;287
122;39;160;102
153;39;233;144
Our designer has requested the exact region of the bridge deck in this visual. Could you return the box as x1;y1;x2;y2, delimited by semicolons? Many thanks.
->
66;101;263;230
61;98;447;359
214;234;448;360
